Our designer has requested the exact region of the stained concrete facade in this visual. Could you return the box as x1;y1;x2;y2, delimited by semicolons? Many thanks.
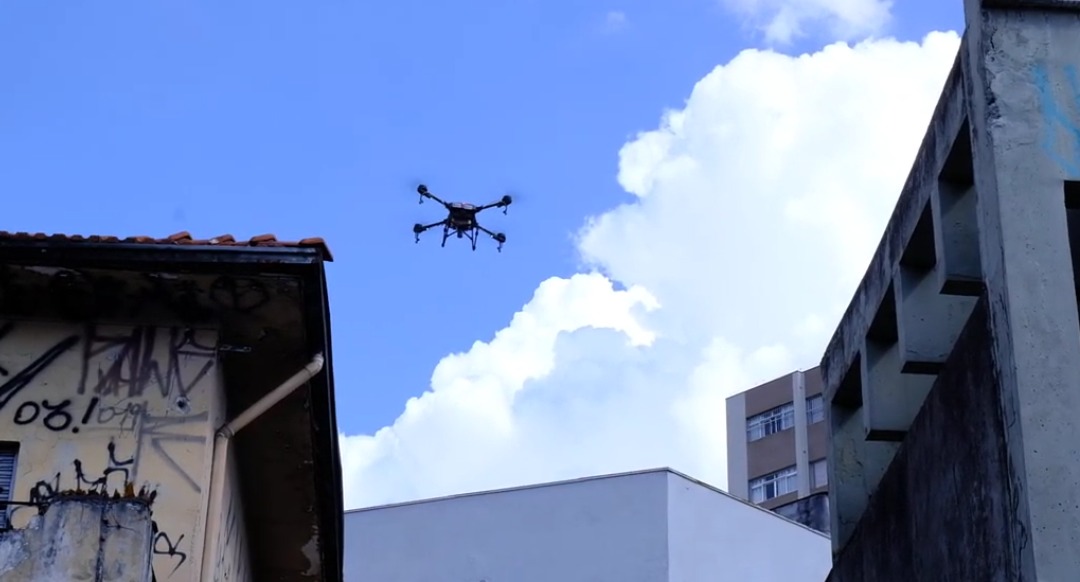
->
343;468;832;582
0;497;154;581
0;233;343;581
726;368;830;533
820;1;1080;580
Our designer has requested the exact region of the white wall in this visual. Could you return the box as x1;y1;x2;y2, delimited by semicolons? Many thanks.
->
345;470;670;582
666;472;832;582
344;469;832;582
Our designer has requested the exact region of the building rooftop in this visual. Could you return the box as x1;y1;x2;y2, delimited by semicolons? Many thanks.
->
344;467;832;582
346;466;829;538
0;230;333;261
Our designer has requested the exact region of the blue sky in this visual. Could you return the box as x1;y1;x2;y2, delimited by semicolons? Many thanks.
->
0;0;962;437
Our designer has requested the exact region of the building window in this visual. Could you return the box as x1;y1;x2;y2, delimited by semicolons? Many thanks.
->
0;443;17;530
811;458;828;489
806;394;825;424
749;465;798;503
746;403;795;441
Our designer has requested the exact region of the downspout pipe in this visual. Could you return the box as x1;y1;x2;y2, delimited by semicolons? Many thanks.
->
199;353;325;581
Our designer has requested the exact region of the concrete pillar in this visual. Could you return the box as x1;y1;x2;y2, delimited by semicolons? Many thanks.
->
98;502;155;582
725;393;749;499
35;500;102;580
792;371;811;497
962;2;1080;579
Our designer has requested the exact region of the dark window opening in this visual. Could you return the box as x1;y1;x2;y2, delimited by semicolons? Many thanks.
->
0;443;19;530
1063;182;1080;323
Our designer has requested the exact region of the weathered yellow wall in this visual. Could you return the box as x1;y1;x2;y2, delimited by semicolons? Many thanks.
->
0;319;232;581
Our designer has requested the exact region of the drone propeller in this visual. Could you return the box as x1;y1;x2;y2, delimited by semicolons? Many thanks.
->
500;189;525;207
480;192;516;214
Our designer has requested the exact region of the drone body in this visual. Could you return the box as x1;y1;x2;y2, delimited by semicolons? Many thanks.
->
412;184;511;251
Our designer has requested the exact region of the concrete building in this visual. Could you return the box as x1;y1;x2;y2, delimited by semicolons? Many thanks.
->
0;231;343;581
343;468;832;582
819;1;1080;580
726;367;830;534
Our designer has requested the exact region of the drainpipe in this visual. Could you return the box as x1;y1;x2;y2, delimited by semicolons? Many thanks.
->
198;353;325;581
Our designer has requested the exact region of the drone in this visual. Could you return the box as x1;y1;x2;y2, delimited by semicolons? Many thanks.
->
412;184;512;252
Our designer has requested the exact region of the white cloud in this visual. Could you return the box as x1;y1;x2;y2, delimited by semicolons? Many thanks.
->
721;0;894;44
603;10;629;33
339;31;961;509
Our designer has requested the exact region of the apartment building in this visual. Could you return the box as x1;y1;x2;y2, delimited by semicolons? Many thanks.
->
725;367;829;534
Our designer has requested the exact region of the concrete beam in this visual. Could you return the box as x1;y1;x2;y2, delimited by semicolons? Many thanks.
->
820;32;988;562
932;177;984;295
860;339;936;441
828;396;900;556
821;53;968;406
895;263;978;373
976;0;1080;10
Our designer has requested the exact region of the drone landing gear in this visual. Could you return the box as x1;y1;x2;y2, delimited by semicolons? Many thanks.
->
428;225;504;252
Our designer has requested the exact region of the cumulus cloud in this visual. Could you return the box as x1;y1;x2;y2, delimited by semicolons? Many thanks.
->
339;31;961;509
721;0;893;44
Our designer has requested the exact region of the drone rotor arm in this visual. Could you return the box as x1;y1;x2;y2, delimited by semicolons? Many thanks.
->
417;185;448;206
475;194;512;214
475;224;507;251
414;219;448;242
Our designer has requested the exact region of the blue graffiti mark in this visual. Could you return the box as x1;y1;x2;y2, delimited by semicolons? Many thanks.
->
1033;63;1080;177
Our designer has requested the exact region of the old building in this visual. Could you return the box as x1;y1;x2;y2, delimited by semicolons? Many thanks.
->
820;1;1080;580
343;468;832;582
725;367;830;534
0;231;343;581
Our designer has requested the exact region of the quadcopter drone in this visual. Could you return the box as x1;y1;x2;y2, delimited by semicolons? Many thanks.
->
412;184;512;251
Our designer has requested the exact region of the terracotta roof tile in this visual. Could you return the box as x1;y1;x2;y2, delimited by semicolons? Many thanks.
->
0;230;333;261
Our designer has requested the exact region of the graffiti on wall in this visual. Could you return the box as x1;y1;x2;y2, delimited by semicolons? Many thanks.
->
152;520;189;576
0;320;225;580
0;323;215;494
0;322;79;412
1033;63;1080;177
27;441;136;503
